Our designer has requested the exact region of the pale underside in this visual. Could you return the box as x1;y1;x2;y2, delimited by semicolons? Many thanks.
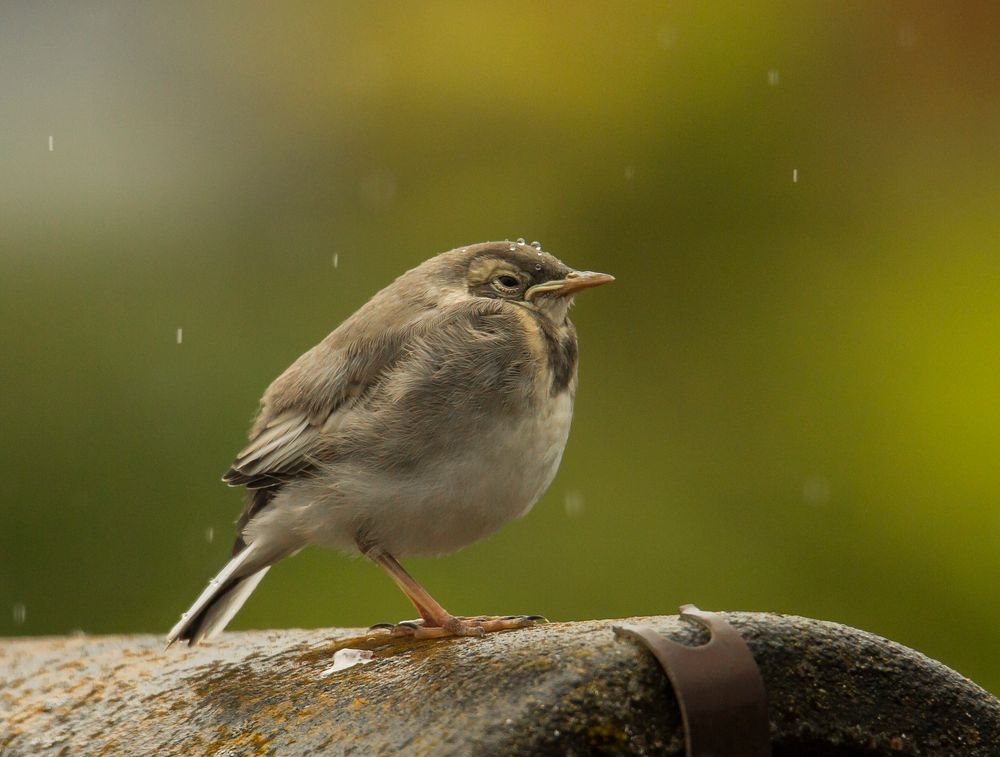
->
245;389;573;558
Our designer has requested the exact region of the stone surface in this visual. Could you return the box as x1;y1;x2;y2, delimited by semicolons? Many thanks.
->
1;614;997;755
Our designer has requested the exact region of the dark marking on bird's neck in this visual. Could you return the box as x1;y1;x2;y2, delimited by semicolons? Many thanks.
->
529;311;578;395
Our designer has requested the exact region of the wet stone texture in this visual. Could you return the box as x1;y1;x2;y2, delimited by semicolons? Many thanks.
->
1;614;998;755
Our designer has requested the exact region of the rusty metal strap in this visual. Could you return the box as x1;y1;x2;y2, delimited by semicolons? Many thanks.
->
614;604;771;757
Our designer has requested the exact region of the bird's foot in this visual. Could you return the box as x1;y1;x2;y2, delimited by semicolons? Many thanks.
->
369;614;546;639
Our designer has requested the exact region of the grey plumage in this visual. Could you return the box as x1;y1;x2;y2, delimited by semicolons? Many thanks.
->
167;241;611;646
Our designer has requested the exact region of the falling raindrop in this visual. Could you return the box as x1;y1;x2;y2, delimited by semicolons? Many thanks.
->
176;328;183;345
897;24;918;48
624;166;635;181
332;253;339;268
48;135;54;151
803;476;831;506
792;168;799;183
767;69;779;86
656;26;677;50
564;490;585;518
205;526;215;543
12;603;26;625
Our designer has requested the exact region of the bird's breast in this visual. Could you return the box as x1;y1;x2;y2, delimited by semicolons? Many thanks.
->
510;388;575;515
404;387;574;551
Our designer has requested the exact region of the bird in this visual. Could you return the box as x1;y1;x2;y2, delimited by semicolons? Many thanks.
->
166;240;613;646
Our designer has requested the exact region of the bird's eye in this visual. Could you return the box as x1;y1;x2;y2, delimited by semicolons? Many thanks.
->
495;275;519;290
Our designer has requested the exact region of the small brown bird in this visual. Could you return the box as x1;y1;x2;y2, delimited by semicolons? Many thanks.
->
167;240;613;645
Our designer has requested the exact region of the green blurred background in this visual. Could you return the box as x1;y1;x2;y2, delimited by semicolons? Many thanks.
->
2;1;998;692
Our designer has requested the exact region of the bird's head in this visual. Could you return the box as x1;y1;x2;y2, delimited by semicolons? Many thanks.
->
449;241;613;323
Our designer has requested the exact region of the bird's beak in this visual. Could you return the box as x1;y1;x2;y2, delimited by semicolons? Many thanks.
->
526;270;615;299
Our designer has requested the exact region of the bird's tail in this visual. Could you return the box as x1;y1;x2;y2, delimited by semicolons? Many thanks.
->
166;541;271;648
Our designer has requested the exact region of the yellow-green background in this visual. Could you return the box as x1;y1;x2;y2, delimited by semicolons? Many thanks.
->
2;2;998;693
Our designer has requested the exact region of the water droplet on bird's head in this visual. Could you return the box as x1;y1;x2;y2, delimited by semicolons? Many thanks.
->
531;241;542;250
509;244;516;251
516;237;525;245
535;263;542;271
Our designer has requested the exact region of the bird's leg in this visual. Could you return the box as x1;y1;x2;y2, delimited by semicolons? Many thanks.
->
365;544;452;628
359;542;544;639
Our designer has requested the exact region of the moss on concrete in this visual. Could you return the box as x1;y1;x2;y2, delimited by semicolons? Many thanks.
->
1;614;997;755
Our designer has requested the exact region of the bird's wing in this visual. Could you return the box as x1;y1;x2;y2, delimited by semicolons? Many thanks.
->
222;316;421;554
222;409;316;489
222;323;414;490
224;297;533;487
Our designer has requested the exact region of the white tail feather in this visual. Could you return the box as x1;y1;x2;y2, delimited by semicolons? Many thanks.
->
199;567;270;644
166;542;265;647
